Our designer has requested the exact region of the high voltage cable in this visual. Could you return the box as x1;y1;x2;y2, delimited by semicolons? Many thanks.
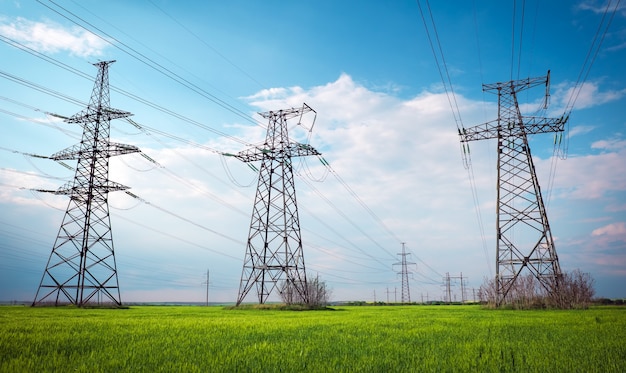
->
0;70;85;108
325;163;403;247
67;0;258;120
416;0;492;277
144;0;296;114
1;140;400;283
112;205;241;261
510;0;528;81
300;213;391;265
0;32;254;146
313;164;443;281
146;0;268;92
0;166;68;181
2;96;422;282
139;115;408;271
295;171;397;263
564;0;621;116
416;0;464;132
0;219;237;291
0;33;93;85
3;0;441;287
469;2;493;278
37;0;265;130
1;92;402;271
307;243;391;273
3;23;413;276
403;243;443;280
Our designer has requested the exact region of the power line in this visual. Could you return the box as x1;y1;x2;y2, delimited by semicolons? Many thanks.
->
564;0;621;115
3;18;418;279
1;95;405;276
37;0;265;129
146;0;268;92
0;30;255;146
416;0;465;132
416;0;491;278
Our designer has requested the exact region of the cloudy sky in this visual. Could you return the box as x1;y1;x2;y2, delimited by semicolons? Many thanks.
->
1;0;624;303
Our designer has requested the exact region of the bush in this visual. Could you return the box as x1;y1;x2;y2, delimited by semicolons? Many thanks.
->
479;269;595;309
279;274;331;308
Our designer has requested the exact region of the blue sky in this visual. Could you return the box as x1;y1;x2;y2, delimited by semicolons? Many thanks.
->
1;0;625;303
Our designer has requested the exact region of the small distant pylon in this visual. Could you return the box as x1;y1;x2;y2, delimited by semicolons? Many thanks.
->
233;103;320;305
394;243;415;303
459;71;566;306
33;61;139;307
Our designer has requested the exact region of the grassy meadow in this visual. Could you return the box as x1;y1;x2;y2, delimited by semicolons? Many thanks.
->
0;305;624;372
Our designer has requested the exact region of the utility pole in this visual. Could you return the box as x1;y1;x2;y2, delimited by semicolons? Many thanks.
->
33;61;139;307
232;104;321;305
203;269;210;306
445;273;467;303
460;273;465;303
393;243;416;303
444;273;451;304
459;71;565;306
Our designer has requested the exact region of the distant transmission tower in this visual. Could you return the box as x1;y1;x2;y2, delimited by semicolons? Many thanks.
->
33;61;139;306
459;71;567;306
234;103;320;305
394;243;415;303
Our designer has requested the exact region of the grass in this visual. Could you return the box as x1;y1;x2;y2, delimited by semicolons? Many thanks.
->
0;305;624;372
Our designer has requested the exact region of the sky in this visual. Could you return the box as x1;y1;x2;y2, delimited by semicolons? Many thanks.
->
0;0;625;304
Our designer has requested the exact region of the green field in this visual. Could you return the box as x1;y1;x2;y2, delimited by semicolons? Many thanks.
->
1;305;624;372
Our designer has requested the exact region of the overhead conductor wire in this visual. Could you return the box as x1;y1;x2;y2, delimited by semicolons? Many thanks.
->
417;0;492;277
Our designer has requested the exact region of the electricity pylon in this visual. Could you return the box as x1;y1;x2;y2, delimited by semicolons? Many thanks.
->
393;243;415;303
33;61;139;307
459;71;567;306
233;103;320;305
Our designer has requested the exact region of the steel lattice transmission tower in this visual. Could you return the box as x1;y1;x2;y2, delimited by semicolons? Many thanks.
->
459;71;567;306
33;61;139;307
233;103;320;305
393;243;415;303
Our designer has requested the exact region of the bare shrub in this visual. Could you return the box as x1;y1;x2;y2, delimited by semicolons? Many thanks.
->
549;269;595;309
279;274;331;308
479;269;595;309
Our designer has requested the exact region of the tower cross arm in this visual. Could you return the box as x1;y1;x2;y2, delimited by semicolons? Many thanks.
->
482;76;547;95
108;142;141;157
52;180;131;195
459;114;568;142
258;103;315;120
50;142;141;160
66;108;132;124
234;142;321;163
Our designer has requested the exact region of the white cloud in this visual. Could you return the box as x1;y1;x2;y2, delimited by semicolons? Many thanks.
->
592;222;626;238
555;81;626;110
0;17;108;57
577;1;626;16
569;125;596;137
3;73;624;301
541;149;626;199
591;138;626;151
107;74;625;300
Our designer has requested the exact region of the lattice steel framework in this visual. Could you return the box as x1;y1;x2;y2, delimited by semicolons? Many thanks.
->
459;71;567;306
394;243;415;303
33;61;139;307
234;103;320;305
